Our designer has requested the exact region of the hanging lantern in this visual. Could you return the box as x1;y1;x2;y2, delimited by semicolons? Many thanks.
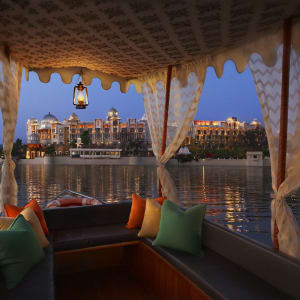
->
73;81;88;109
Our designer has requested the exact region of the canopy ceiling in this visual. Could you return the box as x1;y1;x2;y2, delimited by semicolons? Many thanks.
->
1;0;300;85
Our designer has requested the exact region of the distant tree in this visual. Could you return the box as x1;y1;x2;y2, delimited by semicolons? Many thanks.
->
45;144;55;156
12;138;26;159
71;139;77;148
188;143;201;156
80;131;90;148
242;128;268;153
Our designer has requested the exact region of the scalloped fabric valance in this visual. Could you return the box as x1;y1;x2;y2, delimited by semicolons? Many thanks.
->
30;19;300;94
0;0;299;92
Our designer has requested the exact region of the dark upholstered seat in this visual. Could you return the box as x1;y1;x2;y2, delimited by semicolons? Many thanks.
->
46;201;138;251
144;238;292;300
2;202;299;300
54;224;138;251
0;234;54;300
203;220;300;299
44;201;132;231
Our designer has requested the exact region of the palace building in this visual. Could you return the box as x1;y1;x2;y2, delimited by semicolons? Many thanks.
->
26;109;262;158
185;117;262;148
26;108;151;149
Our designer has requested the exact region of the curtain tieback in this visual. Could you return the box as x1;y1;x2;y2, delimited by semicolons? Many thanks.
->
271;192;285;203
157;161;165;168
3;154;12;160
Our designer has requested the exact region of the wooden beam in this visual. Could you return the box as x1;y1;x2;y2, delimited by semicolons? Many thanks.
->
4;44;10;62
160;65;173;157
159;65;173;196
274;18;292;250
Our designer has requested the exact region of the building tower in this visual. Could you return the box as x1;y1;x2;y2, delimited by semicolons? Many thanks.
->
107;108;121;144
39;112;59;146
26;118;39;144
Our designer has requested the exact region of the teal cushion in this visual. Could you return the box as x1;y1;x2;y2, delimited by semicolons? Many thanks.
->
153;200;206;256
0;214;45;289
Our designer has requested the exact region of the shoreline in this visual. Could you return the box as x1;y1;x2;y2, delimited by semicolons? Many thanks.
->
16;156;271;167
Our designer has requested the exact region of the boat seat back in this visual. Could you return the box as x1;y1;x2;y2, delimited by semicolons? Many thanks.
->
203;220;300;299
44;201;132;231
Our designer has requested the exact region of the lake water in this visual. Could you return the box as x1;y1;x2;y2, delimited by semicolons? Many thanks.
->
15;164;300;247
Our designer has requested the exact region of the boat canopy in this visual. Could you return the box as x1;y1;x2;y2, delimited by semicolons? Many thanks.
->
1;0;300;259
0;0;299;92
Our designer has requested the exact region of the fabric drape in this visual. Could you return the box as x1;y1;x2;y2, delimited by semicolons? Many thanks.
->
142;71;203;202
249;40;300;259
0;49;22;212
141;21;300;258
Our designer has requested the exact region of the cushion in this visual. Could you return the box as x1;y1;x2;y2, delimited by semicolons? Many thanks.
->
126;194;166;229
0;218;14;230
152;200;206;256
0;215;45;289
126;194;146;229
21;207;49;248
138;198;161;238
155;196;166;205
4;199;49;235
0;234;54;300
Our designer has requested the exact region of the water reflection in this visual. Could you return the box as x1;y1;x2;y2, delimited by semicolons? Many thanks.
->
17;164;158;206
15;164;300;246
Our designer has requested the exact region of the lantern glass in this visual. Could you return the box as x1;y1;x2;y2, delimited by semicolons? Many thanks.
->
73;82;88;109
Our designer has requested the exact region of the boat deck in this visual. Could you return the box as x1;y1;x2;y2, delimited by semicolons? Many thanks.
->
55;266;157;300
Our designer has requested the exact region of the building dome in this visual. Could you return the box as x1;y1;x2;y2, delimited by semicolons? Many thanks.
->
42;112;58;123
251;118;259;124
27;133;40;144
40;112;58;129
108;107;117;114
226;116;237;123
107;107;120;120
69;112;79;121
27;118;38;123
250;118;261;127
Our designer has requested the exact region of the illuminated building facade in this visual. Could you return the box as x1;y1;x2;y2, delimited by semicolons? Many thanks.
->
185;117;262;148
26;108;151;148
27;112;262;153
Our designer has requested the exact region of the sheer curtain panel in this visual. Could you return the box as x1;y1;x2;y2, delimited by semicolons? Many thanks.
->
142;70;203;202
249;40;300;259
0;49;22;212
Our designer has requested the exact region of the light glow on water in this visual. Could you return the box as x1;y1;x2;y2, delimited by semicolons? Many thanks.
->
15;164;300;247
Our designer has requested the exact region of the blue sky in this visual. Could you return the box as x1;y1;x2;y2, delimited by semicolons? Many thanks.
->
2;60;262;143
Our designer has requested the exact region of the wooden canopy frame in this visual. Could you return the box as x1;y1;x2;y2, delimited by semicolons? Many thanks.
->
273;18;292;251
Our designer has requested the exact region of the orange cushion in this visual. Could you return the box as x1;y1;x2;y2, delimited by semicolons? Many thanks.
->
155;196;167;205
4;199;49;236
126;194;166;229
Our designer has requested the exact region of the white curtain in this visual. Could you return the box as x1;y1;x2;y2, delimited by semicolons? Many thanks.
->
0;49;22;212
142;70;203;202
249;40;300;259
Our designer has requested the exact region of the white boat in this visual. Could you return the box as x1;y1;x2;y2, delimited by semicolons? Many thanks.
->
45;189;103;209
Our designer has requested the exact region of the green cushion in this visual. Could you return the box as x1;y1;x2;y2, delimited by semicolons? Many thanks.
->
152;200;206;256
0;214;45;289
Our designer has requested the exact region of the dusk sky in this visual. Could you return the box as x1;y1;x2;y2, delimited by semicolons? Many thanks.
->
2;60;263;143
